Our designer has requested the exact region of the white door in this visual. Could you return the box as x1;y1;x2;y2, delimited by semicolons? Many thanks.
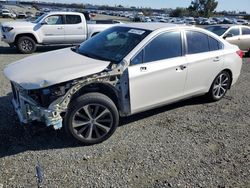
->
64;14;87;44
128;31;188;114
224;27;241;47
184;30;224;96
40;15;65;44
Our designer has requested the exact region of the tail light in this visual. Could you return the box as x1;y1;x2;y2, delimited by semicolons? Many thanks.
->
236;50;244;59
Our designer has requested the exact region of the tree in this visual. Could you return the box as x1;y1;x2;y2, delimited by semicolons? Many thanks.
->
189;0;218;17
170;7;189;17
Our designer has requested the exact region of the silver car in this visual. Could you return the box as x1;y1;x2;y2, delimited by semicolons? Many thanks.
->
206;25;250;54
4;23;243;144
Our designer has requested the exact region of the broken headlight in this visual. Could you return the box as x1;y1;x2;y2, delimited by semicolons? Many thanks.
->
28;82;72;107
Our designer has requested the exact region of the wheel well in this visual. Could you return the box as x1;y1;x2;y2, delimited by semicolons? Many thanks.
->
71;83;119;109
223;69;233;89
15;33;38;44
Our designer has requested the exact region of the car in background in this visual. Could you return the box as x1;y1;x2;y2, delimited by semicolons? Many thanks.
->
205;25;250;53
1;9;11;18
17;12;27;19
4;23;243;144
1;11;121;54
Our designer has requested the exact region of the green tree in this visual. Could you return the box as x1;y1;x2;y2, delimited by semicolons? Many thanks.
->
170;7;189;17
189;0;218;17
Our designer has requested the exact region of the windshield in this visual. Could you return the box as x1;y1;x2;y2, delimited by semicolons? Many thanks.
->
205;26;229;36
78;26;151;63
32;13;47;23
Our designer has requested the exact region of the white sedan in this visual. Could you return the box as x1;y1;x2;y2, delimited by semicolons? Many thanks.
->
4;23;243;144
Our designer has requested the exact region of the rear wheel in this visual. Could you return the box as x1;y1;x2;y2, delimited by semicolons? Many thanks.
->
207;71;231;101
16;36;37;54
64;93;119;145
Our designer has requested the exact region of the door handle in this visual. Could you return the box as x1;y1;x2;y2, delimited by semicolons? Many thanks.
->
57;27;63;30
140;67;147;72
213;57;221;62
179;65;187;70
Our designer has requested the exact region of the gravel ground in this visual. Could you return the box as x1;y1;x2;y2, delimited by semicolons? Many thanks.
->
1;30;250;187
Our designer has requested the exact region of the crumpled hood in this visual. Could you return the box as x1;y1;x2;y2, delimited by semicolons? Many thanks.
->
2;21;35;28
4;48;110;90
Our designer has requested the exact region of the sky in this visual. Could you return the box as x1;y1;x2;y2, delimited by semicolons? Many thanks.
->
23;0;250;13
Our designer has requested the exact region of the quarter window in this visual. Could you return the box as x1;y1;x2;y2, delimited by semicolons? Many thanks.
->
227;28;240;36
66;15;81;24
186;31;209;54
143;31;182;63
208;36;223;51
242;27;250;35
44;15;63;25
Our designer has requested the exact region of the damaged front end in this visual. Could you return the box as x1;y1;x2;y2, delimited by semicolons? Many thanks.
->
10;62;130;130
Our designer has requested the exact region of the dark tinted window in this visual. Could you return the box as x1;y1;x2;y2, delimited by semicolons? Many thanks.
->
186;31;209;54
208;36;223;51
227;28;240;36
144;31;182;63
131;50;143;65
242;27;250;35
205;26;229;36
66;15;81;24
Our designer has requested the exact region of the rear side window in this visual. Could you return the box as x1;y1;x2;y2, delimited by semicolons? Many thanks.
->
66;15;81;24
227;28;240;36
186;31;209;54
242;27;250;35
208;36;223;51
143;31;182;63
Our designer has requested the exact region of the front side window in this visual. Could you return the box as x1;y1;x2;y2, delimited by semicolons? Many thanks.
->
144;31;182;63
242;27;250;35
66;15;81;24
186;31;209;54
227;28;240;36
44;15;63;25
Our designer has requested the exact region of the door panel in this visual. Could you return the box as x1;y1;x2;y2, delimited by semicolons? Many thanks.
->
239;27;250;51
128;57;187;114
40;15;65;44
184;50;224;96
64;15;87;43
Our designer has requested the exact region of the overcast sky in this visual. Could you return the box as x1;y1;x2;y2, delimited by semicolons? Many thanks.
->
22;0;250;12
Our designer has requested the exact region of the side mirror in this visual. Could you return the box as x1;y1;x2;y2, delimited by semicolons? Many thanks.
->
223;33;233;39
40;21;47;25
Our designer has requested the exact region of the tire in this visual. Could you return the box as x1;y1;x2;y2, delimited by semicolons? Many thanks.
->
207;71;231;101
16;36;37;54
64;92;119;145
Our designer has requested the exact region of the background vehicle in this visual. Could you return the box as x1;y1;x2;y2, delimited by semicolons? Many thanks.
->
4;23;243;145
1;12;120;54
205;25;250;53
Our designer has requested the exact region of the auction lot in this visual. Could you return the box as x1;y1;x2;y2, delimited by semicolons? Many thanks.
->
1;20;250;188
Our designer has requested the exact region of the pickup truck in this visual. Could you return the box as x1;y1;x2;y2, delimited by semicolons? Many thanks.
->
1;12;119;53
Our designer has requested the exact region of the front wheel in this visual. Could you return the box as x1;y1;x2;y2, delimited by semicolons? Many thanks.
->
64;93;119;145
16;36;37;54
207;71;231;101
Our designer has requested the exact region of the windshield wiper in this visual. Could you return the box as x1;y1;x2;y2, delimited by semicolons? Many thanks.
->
79;51;112;62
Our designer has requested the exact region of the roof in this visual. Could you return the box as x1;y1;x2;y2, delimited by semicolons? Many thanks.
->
120;22;182;31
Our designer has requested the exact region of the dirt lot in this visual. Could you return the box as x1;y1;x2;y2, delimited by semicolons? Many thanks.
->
1;23;250;187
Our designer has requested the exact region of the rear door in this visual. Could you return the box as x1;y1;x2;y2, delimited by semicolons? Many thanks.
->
239;26;250;51
128;31;188;114
64;14;87;43
184;30;224;96
40;14;65;44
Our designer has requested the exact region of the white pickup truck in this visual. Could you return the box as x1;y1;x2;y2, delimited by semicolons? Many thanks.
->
1;12;118;53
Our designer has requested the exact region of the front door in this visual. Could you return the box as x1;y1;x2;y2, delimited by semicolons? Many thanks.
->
40;14;65;44
128;31;187;114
